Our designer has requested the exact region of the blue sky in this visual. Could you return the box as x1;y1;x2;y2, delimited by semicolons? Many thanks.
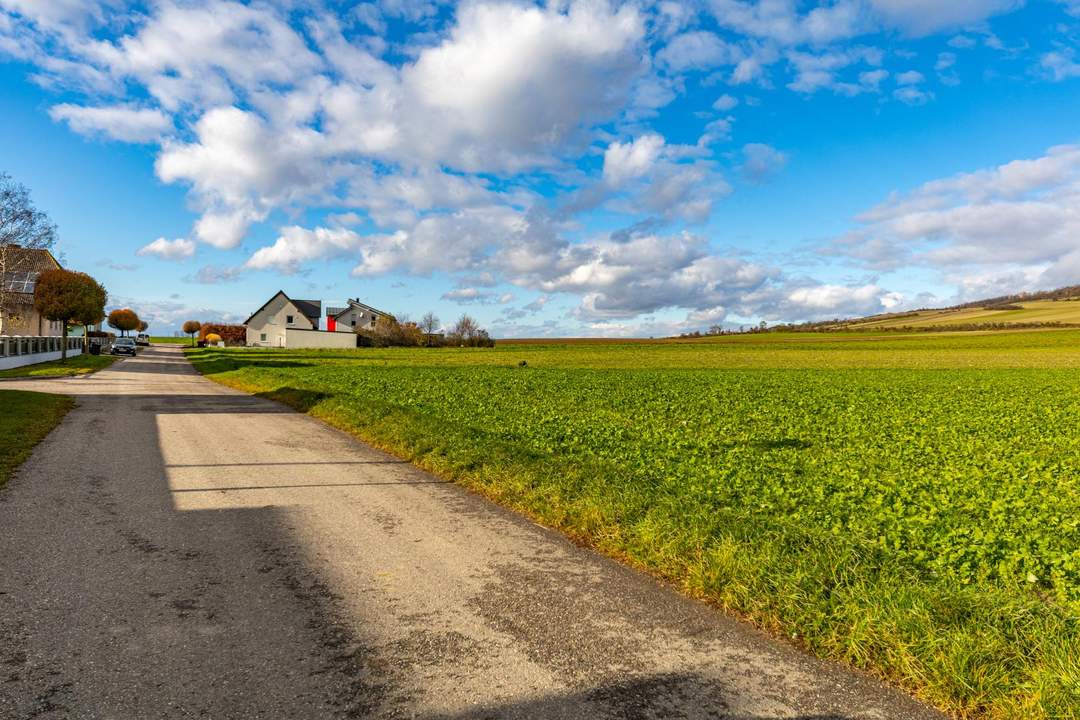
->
2;0;1080;336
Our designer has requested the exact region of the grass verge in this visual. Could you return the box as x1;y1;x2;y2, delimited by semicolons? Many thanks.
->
0;353;117;378
0;390;74;489
185;344;1080;719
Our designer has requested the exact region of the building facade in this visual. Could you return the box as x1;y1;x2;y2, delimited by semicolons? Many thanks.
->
0;245;65;337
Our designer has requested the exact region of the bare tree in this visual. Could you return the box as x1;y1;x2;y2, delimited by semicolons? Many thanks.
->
419;311;439;345
0;173;59;334
451;314;480;340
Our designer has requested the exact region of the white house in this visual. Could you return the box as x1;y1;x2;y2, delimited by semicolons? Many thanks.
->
244;291;322;347
326;299;392;333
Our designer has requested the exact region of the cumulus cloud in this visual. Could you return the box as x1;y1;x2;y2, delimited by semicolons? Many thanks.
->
657;31;739;72
603;134;666;186
246;226;363;274
136;237;195;260
786;47;884;94
155;107;337;248
823;144;1080;292
0;0;1057;331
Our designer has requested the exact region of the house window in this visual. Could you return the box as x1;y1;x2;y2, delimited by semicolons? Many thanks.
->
260;333;267;342
286;314;294;324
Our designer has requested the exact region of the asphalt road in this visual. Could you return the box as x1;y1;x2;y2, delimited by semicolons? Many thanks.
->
0;346;943;719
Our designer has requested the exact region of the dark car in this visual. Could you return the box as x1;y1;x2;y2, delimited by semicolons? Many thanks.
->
111;337;137;356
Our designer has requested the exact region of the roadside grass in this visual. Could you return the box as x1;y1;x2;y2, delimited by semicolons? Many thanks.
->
0;353;117;378
0;390;74;490
150;336;191;345
185;331;1080;719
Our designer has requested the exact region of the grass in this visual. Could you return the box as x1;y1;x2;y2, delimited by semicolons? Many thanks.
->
150;336;192;345
0;353;117;378
0;390;74;490
185;329;1080;719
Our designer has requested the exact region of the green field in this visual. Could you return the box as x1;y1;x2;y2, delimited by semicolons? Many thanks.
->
0;390;74;489
845;299;1080;330
186;330;1080;719
0;353;117;378
150;336;191;345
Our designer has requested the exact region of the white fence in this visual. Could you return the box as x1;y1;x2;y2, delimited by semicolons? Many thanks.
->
0;335;84;371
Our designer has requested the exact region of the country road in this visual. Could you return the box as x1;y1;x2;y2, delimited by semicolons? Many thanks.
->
0;346;941;719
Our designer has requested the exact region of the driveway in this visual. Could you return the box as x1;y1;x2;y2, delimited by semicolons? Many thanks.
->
0;346;942;719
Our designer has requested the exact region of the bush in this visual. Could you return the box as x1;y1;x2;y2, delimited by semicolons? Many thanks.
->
198;323;245;346
358;317;424;347
204;333;222;344
446;314;495;347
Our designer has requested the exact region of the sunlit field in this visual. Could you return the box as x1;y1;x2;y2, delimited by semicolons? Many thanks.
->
187;329;1080;719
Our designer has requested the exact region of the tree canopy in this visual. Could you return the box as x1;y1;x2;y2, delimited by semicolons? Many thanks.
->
33;269;106;361
107;307;140;336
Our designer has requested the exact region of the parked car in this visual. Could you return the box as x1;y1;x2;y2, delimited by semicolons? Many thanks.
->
136;333;150;346
111;337;137;356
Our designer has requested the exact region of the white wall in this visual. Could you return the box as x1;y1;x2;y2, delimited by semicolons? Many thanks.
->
284;328;358;349
246;294;315;347
0;346;82;370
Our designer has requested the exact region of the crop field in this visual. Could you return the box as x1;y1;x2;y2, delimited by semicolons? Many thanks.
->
845;299;1080;330
186;329;1080;719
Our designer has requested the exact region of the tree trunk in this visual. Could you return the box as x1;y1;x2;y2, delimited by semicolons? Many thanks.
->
61;322;68;362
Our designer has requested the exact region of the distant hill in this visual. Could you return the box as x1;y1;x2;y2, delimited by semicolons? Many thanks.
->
777;285;1080;333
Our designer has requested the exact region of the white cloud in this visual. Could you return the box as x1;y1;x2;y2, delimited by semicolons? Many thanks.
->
1040;50;1080;81
657;31;739;72
106;294;244;330
185;265;243;284
866;0;1021;36
895;70;925;85
156;106;337;249
786;47;883;95
741;143;787;183
603;134;666;186
824;144;1080;292
102;1;323;111
893;86;933;104
136;237;195;260
712;93;739;111
49;103;171;142
246;225;363;274
395;0;646;172
441;287;515;305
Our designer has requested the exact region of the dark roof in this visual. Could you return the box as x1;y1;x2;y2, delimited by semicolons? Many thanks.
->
330;299;392;320
1;245;61;299
243;291;320;327
292;299;322;323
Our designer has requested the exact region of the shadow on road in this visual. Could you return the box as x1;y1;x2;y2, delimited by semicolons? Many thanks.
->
0;346;941;720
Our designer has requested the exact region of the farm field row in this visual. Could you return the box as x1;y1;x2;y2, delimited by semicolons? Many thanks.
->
186;330;1080;719
846;299;1080;329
